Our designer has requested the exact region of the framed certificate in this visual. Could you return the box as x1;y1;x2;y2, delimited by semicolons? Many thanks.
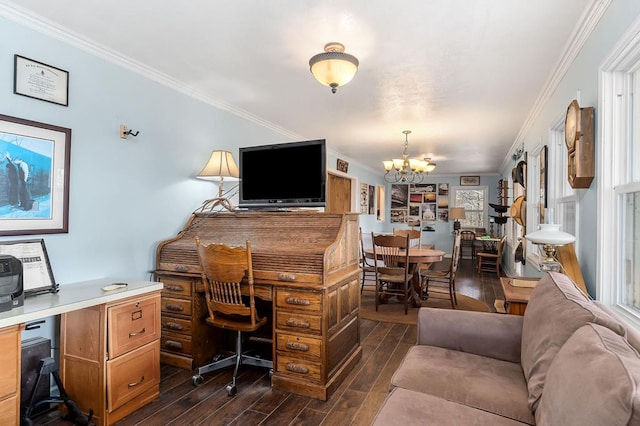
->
14;55;69;106
0;239;58;296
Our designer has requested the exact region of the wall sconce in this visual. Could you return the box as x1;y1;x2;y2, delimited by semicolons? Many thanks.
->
449;207;466;231
196;150;239;211
525;224;575;271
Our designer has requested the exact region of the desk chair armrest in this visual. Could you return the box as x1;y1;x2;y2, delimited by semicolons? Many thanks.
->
416;308;523;363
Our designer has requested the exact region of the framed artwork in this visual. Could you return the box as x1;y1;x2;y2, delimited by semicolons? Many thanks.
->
539;145;548;224
460;176;480;186
336;158;349;173
14;55;69;106
0;114;71;236
368;184;375;215
0;239;58;295
360;182;368;214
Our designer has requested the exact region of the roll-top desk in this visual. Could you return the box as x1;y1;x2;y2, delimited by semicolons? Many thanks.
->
155;211;361;400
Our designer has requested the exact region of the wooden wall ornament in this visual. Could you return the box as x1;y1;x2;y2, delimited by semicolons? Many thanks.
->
564;100;595;188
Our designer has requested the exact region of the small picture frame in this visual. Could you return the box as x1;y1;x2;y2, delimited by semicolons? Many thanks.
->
336;158;349;173
14;55;69;106
0;239;58;296
460;176;480;186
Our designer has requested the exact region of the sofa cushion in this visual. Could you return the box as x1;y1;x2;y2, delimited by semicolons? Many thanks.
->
373;387;529;426
521;272;625;411
536;323;640;425
391;345;534;424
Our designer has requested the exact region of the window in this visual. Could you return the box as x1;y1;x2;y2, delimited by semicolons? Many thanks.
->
452;186;487;229
599;21;640;327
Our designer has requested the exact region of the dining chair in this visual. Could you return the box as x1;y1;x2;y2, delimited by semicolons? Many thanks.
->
359;227;377;293
420;232;461;308
476;235;506;277
393;229;421;248
460;230;476;259
372;233;413;315
191;237;272;396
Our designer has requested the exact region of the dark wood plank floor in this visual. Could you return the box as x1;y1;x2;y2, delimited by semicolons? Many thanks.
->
31;258;504;426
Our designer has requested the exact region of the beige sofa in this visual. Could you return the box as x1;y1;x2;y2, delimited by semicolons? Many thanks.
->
372;272;640;425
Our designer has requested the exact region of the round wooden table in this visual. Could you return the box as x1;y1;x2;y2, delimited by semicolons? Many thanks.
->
364;247;445;307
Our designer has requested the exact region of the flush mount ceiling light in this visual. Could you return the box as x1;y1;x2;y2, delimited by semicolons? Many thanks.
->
309;42;359;94
383;131;436;183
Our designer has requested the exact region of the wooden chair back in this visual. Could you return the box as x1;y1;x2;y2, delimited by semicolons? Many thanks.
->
195;237;260;328
372;233;411;278
393;229;421;247
459;230;476;258
359;227;374;267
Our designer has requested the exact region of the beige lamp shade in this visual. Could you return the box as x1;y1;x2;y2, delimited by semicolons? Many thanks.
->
197;150;240;181
449;207;466;220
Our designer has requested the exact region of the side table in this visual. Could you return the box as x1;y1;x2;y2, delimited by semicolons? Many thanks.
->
499;277;538;315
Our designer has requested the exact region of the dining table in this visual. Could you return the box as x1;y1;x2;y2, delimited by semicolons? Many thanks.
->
364;246;446;307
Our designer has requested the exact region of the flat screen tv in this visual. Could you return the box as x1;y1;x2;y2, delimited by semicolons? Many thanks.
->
239;139;326;209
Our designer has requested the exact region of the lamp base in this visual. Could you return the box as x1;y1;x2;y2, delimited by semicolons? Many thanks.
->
195;197;235;213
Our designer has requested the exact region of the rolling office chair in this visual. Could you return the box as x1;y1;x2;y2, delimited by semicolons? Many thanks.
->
192;237;272;396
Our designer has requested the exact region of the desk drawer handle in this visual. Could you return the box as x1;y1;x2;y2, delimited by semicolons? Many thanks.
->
285;342;309;352
164;340;183;350
286;318;310;329
166;284;184;292
286;363;309;374
129;327;146;337
285;297;310;306
166;303;184;312
278;273;297;281
128;375;145;388
163;322;183;331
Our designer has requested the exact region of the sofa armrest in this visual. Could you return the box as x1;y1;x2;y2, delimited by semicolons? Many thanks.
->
417;308;524;363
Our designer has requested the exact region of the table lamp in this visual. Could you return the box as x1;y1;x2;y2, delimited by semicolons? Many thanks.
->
196;150;240;211
449;208;466;231
525;224;575;271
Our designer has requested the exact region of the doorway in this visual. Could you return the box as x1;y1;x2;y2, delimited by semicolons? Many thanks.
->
327;172;356;213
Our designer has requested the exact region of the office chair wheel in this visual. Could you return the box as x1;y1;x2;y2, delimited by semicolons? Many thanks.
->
226;383;238;396
192;374;204;386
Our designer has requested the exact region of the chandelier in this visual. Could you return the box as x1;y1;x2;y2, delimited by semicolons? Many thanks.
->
383;130;436;183
309;42;359;94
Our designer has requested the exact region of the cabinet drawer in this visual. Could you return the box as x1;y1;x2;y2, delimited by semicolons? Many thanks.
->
276;354;321;382
161;278;192;298
160;332;192;355
161;314;192;335
0;394;18;425
276;333;321;360
107;340;160;412
276;311;321;335
108;294;161;359
276;290;321;312
0;326;19;400
161;296;192;316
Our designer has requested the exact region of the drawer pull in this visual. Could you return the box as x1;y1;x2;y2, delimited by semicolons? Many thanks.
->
286;363;309;374
164;340;183;350
128;375;145;388
285;297;310;306
278;272;297;281
166;303;184;312
166;284;184;292
286;318;310;329
285;342;309;352
129;327;146;337
163;322;183;331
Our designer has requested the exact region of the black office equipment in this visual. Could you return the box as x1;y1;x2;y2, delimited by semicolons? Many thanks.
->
0;254;23;312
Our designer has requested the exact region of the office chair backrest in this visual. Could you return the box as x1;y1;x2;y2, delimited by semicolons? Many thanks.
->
195;237;259;326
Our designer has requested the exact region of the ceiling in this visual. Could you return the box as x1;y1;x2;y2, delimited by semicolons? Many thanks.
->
2;0;594;176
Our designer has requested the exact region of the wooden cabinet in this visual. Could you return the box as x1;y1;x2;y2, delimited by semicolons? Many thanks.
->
0;325;20;426
60;292;161;425
155;212;362;400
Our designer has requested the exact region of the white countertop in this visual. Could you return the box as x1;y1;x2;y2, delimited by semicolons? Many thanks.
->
0;278;164;329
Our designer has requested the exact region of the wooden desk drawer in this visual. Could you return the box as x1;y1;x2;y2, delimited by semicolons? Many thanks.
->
161;297;192;316
276;290;321;312
276;333;321;360
161;332;192;355
108;294;160;359
276;355;321;382
0;394;18;425
106;340;160;412
276;311;321;335
0;326;19;400
161;314;192;335
161;278;192;298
